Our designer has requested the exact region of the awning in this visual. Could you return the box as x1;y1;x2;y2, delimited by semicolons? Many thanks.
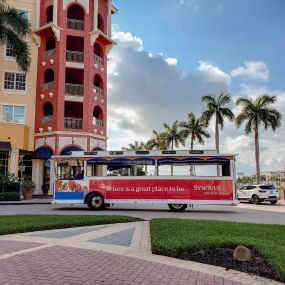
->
0;141;11;152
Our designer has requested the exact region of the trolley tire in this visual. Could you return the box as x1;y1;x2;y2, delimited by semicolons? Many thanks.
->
87;192;105;211
168;204;187;212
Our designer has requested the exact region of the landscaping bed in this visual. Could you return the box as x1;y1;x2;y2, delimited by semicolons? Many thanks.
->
150;219;285;282
0;215;142;235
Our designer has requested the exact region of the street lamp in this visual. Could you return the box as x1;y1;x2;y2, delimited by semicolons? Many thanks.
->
19;154;25;198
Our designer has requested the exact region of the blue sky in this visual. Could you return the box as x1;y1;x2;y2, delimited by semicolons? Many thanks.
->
108;0;285;174
113;0;285;92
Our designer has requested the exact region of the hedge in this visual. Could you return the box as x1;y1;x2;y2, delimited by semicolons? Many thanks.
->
0;192;20;201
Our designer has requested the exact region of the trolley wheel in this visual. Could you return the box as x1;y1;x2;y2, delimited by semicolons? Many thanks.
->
168;204;187;212
87;192;105;210
251;194;260;205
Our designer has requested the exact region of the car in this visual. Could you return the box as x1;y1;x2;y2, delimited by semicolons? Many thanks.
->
237;184;279;205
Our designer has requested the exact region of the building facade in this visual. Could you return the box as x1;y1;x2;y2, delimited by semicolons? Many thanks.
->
0;0;116;193
0;0;38;181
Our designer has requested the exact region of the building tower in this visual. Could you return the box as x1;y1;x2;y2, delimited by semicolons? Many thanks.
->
33;0;117;193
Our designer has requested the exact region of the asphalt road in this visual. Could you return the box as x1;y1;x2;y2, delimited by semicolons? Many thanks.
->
0;202;285;225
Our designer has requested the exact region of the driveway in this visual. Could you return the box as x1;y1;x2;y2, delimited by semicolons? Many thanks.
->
0;202;285;225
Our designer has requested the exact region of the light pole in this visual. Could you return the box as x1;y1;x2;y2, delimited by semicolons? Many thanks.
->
19;154;24;199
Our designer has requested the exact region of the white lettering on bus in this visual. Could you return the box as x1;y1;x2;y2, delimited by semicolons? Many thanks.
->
193;185;222;191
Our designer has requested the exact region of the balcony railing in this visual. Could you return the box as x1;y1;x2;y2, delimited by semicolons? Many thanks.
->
41;115;53;124
65;83;84;96
64;118;83;129
66;50;84;62
93;118;103;127
93;86;103;97
42;81;54;90
43;49;55;58
67;18;84;30
94;54;104;65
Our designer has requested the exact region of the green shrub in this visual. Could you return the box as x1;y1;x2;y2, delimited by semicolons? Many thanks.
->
0;192;20;201
0;174;20;193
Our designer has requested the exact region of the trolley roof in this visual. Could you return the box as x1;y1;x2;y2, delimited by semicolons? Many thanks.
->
52;150;237;160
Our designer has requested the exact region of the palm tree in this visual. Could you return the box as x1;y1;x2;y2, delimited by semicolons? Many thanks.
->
0;0;31;71
147;130;167;150
179;112;210;150
122;141;144;151
161;120;185;175
236;95;282;184
179;112;210;175
201;92;235;154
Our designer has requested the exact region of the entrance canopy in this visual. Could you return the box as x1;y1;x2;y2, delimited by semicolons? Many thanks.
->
35;147;54;159
0;141;11;152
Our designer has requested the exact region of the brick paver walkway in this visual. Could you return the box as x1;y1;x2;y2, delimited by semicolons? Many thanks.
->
0;240;42;255
0;245;242;285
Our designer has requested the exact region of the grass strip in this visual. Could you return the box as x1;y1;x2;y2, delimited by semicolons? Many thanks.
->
0;215;142;235
150;218;285;281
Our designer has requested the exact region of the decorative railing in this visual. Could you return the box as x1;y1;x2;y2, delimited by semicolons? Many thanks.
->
64;118;83;129
42;81;54;90
94;54;104;65
65;83;84;96
66;50;84;62
93;118;103;127
41;115;53;124
67;18;84;30
93;86;103;97
43;49;55;58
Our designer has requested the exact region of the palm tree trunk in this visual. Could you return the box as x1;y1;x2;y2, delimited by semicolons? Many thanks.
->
171;140;174;176
190;135;194;175
254;127;261;184
215;116;220;176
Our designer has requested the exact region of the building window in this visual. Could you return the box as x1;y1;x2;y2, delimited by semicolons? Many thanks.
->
18;10;30;21
1;105;25;124
4;72;26;91
0;152;9;175
5;43;16;58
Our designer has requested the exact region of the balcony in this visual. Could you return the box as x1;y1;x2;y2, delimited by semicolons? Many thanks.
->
93;86;103;97
67;19;84;31
93;118;103;127
65;83;84;96
64;118;83;129
66;50;84;63
42;81;54;90
94;54;103;65
41;115;53;124
43;49;55;58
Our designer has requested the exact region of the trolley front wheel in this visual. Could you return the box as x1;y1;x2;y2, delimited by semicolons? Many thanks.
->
168;204;187;212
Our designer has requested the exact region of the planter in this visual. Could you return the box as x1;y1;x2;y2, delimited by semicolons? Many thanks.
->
23;190;33;200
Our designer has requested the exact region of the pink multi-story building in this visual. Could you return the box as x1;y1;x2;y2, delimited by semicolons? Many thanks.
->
32;0;116;193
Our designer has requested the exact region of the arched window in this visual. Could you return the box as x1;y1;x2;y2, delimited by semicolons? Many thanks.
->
67;4;85;30
44;69;54;83
94;43;103;64
93;106;103;127
43;102;53;116
93;74;103;89
97;14;104;32
46;37;55;51
46;5;53;23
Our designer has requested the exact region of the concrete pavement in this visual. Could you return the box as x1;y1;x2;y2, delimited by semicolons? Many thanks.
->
0;221;282;285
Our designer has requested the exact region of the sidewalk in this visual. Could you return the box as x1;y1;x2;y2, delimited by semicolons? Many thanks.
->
0;221;282;285
0;198;52;205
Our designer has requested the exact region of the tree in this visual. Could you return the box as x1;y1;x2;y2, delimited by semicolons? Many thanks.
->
236;95;282;184
201;92;235;154
179;112;210;175
122;141;144;151
161;120;185;175
0;0;31;71
179;112;210;150
147;130;167;150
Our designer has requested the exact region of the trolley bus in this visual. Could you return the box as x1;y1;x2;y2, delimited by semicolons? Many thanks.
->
51;150;238;211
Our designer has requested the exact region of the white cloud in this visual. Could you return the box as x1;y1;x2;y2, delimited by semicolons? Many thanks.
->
231;61;269;81
107;29;285;174
166;58;178;66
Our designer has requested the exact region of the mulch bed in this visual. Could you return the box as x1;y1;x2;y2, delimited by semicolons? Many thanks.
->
178;246;284;282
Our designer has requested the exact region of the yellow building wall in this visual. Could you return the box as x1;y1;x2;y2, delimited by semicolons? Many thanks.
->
0;0;38;152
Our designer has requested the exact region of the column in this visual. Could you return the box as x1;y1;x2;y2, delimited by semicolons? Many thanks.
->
53;0;58;25
9;149;19;176
32;159;44;194
93;0;98;30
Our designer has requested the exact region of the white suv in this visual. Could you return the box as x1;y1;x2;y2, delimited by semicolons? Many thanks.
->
237;184;279;205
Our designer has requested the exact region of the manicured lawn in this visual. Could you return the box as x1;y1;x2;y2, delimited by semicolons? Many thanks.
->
0;215;142;235
150;219;285;281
